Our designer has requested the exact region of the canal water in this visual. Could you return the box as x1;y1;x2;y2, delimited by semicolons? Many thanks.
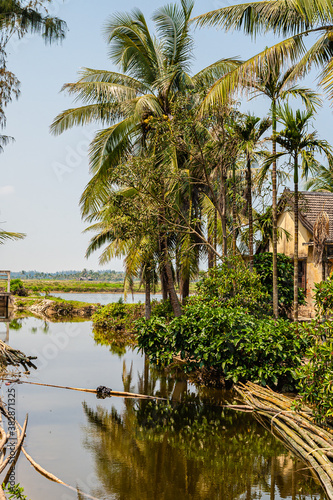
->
51;292;163;305
0;316;325;500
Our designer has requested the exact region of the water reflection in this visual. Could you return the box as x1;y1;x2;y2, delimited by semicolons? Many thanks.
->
0;308;14;342
82;364;324;500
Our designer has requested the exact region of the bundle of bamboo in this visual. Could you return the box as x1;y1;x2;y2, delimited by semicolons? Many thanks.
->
235;382;333;499
0;340;37;371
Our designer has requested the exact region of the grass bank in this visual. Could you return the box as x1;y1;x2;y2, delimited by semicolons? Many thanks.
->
14;295;98;319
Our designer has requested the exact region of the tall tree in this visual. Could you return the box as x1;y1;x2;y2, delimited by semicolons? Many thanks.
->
274;105;332;321
194;2;328;318
51;1;239;316
199;57;320;316
233;113;271;269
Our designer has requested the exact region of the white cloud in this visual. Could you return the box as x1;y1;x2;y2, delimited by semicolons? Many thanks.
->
0;186;15;196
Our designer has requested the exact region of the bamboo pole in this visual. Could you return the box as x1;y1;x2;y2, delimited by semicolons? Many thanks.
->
2;379;167;401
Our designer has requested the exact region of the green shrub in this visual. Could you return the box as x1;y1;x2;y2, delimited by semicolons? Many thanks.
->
151;299;174;320
296;320;333;423
194;257;270;317
10;279;28;297
136;303;311;389
253;252;306;316
92;302;144;333
3;483;29;500
313;277;333;317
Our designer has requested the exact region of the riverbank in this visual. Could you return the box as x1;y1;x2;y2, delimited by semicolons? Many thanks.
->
13;295;98;319
16;279;196;295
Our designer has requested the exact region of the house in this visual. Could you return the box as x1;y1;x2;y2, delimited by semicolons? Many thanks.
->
269;189;333;317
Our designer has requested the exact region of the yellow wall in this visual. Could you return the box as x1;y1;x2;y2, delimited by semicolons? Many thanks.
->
268;209;322;316
269;210;312;258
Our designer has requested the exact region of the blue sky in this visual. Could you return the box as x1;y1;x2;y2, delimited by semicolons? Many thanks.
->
0;0;332;272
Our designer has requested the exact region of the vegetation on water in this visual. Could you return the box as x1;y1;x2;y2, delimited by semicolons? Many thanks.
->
137;304;310;390
14;295;97;320
92;302;144;334
92;299;174;353
10;279;28;297
136;258;312;390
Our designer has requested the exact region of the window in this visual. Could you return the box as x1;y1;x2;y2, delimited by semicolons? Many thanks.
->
298;260;307;292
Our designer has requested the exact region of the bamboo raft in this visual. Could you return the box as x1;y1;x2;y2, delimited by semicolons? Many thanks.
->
235;382;333;500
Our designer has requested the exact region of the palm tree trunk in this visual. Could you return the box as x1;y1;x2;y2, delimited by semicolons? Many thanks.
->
162;235;182;317
232;162;237;256
221;169;228;258
294;155;299;323
214;206;217;266
160;268;168;301
247;154;254;271
272;100;279;319
208;233;214;269
180;275;190;305
145;275;151;320
158;232;169;301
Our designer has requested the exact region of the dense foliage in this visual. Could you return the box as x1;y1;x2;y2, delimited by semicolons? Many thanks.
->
10;279;28;297
136;260;311;389
194;257;270;316
92;302;144;334
296;320;333;423
92;299;174;334
313;277;333;317
253;253;306;316
137;304;310;389
296;279;333;423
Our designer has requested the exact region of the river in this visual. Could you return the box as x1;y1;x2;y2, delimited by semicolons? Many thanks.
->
51;292;163;304
0;312;325;500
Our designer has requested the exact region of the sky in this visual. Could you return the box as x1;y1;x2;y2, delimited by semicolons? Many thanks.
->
0;0;332;272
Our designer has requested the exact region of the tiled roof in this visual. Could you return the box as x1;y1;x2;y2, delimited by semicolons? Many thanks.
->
281;189;333;239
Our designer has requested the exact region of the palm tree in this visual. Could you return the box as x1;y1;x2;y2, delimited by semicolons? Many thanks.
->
233;113;271;269
274;104;333;321
193;0;333;99
193;6;325;318
51;1;239;317
306;164;333;192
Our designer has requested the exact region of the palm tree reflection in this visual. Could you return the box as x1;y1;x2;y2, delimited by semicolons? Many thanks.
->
82;363;324;500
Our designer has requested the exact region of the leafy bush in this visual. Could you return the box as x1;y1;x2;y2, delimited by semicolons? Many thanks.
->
136;303;311;389
296;320;333;423
10;279;28;297
194;257;270;317
253;252;306;316
313;277;333;317
151;299;174;320
92;302;144;334
3;483;29;500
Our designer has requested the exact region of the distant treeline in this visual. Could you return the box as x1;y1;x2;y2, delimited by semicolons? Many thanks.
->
11;269;125;281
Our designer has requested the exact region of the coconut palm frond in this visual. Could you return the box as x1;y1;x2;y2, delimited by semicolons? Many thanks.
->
192;0;333;37
199;35;306;113
0;230;25;244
